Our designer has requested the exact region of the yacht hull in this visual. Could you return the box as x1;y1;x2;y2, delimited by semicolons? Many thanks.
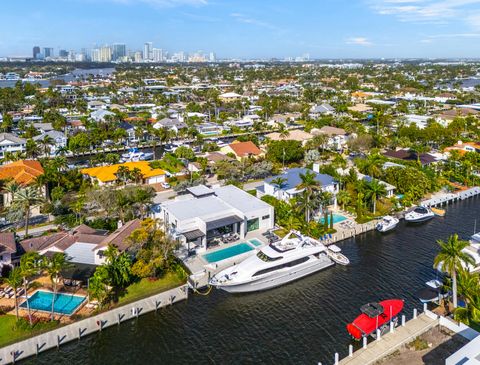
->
214;257;334;293
405;215;434;223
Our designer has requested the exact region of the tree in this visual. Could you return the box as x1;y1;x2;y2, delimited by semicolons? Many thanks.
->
43;252;70;320
104;245;132;301
270;177;287;193
266;140;304;164
115;166;131;185
434;234;475;309
9;186;44;237
25;139;40;158
88;266;110;307
282;215;302;232
336;190;352;210
20;252;41;325
455;269;480;324
297;170;321;222
363;179;386;214
175;146;195;160
5;267;23;319
39;134;54;156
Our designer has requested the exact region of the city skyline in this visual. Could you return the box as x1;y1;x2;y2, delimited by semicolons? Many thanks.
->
1;0;480;58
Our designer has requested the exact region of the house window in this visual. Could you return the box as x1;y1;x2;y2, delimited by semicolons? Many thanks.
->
262;215;270;220
247;218;259;232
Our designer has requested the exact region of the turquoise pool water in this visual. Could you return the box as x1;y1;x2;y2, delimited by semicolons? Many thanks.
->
20;290;86;315
319;213;348;225
203;243;254;263
249;239;263;247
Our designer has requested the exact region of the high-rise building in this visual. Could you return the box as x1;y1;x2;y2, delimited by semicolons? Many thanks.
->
43;47;54;58
143;42;153;61
209;52;216;62
134;51;143;63
99;46;112;62
32;46;40;59
112;43;126;61
152;48;163;62
91;48;101;62
59;49;68;58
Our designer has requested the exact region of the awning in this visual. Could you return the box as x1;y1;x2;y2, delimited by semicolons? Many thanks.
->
182;229;205;241
206;215;243;231
61;263;97;282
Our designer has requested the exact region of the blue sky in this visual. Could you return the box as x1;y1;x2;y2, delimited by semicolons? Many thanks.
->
1;0;480;58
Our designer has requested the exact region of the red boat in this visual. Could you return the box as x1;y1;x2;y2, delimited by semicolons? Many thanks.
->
346;299;404;340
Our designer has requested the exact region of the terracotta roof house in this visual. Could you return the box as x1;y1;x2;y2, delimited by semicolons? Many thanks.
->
0;160;44;185
81;161;166;186
444;141;480;155
220;141;263;161
0;232;17;268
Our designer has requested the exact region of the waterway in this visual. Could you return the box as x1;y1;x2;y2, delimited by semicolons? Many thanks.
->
21;196;480;365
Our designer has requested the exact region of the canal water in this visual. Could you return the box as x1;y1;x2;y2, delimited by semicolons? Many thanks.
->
22;197;480;365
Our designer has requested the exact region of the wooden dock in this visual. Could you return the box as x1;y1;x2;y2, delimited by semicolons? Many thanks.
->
334;312;438;365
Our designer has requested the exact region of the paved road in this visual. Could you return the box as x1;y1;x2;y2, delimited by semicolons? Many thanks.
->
16;223;58;238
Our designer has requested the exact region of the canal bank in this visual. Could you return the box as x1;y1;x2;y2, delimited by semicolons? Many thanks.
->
18;195;480;365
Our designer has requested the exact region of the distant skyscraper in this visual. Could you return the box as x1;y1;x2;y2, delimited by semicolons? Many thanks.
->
209;52;216;62
134;51;143;63
33;46;40;59
143;42;153;61
99;46;112;62
152;48;163;62
59;49;68;58
112;43;126;61
43;47;54;58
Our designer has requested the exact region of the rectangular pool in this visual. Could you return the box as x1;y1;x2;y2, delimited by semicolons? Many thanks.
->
203;243;254;263
20;290;86;315
248;238;263;247
319;213;348;225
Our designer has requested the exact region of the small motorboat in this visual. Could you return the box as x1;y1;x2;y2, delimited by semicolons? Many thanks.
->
405;206;435;223
327;245;350;265
416;279;448;304
431;207;446;217
376;216;399;233
347;299;404;340
120;148;154;162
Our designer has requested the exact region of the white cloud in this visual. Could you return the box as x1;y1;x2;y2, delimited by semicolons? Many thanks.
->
346;37;373;46
99;0;207;8
370;0;480;23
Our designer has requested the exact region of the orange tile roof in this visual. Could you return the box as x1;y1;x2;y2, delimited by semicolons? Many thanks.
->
0;160;44;185
81;161;166;183
228;141;262;157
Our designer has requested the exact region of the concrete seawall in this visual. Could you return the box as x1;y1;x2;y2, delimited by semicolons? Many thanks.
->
0;284;188;365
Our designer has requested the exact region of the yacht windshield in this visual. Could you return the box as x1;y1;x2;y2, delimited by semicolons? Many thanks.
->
257;251;282;262
414;207;427;214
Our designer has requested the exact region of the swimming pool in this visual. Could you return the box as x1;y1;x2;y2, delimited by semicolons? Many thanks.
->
248;238;263;247
319;213;348;225
203;243;254;263
20;290;86;315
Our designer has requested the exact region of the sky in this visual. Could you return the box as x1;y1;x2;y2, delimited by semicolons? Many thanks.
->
1;0;480;59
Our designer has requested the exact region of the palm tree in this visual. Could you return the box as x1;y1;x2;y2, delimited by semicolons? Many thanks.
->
455;269;480;324
363;179;386;214
11;186;44;237
20;252;41;326
434;234;475;309
282;215;302;232
39;134;54;156
5;267;23;319
297;171;320;222
115;166;131;185
336;190;352;211
270;177;287;194
43;253;70;321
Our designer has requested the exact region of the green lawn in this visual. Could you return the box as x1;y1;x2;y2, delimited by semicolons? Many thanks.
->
0;315;59;348
118;271;186;305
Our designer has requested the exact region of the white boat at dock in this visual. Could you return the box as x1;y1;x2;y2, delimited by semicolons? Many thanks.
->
327;245;350;265
209;230;334;293
375;216;399;233
405;206;435;223
120;148;154;162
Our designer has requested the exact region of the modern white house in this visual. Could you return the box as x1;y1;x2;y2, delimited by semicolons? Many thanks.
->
154;185;274;252
90;109;115;122
0;133;26;158
258;168;339;206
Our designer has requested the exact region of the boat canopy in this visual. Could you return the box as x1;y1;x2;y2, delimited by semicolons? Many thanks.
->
360;302;384;317
328;245;342;253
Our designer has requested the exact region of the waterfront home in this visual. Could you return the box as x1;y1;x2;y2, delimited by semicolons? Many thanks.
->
446;335;480;365
444;141;480;155
81;161;166;186
0;160;45;207
358;173;396;198
0;232;17;269
154;185;274;253
258;167;338;206
309;103;335;119
265;129;313;146
220;141;263;161
219;92;243;102
311;126;350;151
383;149;438;166
90;109;115;122
118;122;138;144
0;133;26;159
196;123;226;136
153;117;187;134
33;130;67;155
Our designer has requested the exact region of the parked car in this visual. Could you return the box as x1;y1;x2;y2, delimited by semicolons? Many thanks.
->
161;182;171;189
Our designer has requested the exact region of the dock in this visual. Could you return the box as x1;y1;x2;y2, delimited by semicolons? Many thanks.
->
420;187;480;208
0;285;188;365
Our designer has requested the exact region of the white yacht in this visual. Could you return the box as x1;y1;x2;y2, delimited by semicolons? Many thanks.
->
376;215;399;233
209;231;334;293
405;206;435;223
120;148;154;162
